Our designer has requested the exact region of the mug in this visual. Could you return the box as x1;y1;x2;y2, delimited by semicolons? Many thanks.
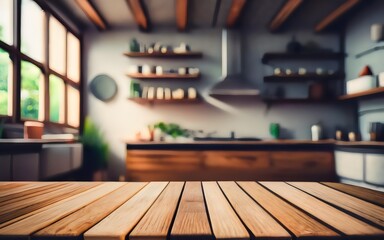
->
269;123;280;139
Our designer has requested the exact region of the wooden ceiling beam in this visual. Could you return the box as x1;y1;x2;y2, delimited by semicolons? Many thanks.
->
315;0;360;32
75;0;107;30
269;0;303;32
226;0;247;28
126;0;149;31
176;0;188;31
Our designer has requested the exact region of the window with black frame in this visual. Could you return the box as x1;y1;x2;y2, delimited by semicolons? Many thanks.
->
0;0;81;128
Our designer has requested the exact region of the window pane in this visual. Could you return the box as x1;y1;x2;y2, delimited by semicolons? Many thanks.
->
49;17;66;75
67;85;80;127
67;32;80;82
49;75;65;123
0;0;13;45
21;61;44;120
0;48;12;116
21;0;44;62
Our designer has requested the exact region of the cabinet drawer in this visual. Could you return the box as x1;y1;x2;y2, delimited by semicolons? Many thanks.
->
204;151;269;169
126;150;202;171
269;151;333;170
365;154;384;185
335;151;364;181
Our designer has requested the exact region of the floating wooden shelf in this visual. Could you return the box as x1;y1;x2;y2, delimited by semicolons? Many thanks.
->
124;51;203;58
262;98;338;103
126;73;200;79
264;73;344;82
262;52;345;64
128;97;201;104
339;87;384;100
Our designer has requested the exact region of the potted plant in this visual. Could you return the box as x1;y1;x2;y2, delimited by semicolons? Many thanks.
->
81;117;108;181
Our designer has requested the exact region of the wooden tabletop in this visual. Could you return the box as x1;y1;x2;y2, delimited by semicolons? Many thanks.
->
0;181;383;240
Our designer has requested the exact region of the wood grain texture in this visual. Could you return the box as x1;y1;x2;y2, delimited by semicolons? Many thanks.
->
176;0;188;31
289;182;384;228
204;151;269;169
269;0;303;31
322;182;384;207
75;0;107;30
261;182;384;237
315;0;360;32
0;183;123;238
0;182;68;204
218;181;291;239
0;182;56;198
226;0;247;28
126;0;149;30
34;182;148;238
0;182;99;225
129;182;184;240
170;182;212;240
84;182;168;240
237;181;338;238
202;182;249;240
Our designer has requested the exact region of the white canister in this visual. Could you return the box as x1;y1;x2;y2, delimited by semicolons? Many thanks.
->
311;124;322;141
371;23;384;42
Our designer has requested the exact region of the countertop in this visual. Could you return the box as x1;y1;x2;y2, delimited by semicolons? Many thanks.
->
126;139;384;151
0;139;77;154
0;181;382;239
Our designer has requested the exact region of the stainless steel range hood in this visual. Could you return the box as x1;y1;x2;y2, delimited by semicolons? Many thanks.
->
209;30;260;96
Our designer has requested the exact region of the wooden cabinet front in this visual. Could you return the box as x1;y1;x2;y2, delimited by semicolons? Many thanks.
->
126;150;335;181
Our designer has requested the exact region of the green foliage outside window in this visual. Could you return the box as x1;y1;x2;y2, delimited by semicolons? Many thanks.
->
0;48;9;116
49;75;64;123
21;61;41;120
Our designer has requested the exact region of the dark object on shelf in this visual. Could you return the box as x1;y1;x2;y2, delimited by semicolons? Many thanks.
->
263;73;345;82
193;137;262;141
369;122;383;141
309;83;325;100
128;97;200;104
126;73;200;79
286;36;302;53
275;86;285;98
359;65;373;76
130;38;140;52
261;52;344;64
89;74;118;102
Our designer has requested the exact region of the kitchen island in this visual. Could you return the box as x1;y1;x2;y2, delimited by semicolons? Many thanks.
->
0;181;383;239
126;140;337;181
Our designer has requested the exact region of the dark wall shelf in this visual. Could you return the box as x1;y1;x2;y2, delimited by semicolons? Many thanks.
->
339;87;384;100
126;73;200;80
264;74;345;82
262;52;345;64
124;52;203;58
262;98;338;104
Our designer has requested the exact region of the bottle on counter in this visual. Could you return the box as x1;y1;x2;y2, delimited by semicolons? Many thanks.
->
311;123;322;141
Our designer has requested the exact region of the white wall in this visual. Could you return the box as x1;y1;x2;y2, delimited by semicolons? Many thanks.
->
84;28;356;179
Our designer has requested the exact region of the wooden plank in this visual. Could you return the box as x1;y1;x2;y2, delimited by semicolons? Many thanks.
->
0;182;69;204
226;0;246;28
84;182;168;240
75;0;107;30
269;0;303;31
0;182;57;197
126;0;149;31
176;0;188;31
315;0;360;32
0;183;124;239
0;182;99;225
219;181;291;239
322;182;384;207
202;181;249;240
170;182;212;240
261;182;384;237
129;182;184;240
289;182;384;227
237;181;339;238
34;182;148;238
